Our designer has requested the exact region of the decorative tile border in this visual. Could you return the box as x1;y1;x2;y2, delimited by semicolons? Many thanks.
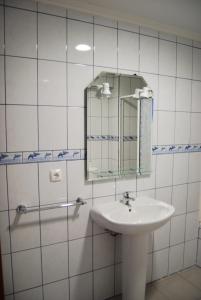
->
1;144;201;165
0;150;81;165
152;144;201;155
87;135;137;141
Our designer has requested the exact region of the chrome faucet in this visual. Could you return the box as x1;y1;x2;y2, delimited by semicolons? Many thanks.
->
121;191;135;207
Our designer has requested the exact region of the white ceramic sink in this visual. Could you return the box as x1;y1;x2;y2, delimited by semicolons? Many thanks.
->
91;196;174;235
91;196;175;300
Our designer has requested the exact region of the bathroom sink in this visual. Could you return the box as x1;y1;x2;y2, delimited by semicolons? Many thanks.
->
90;196;175;235
91;196;175;300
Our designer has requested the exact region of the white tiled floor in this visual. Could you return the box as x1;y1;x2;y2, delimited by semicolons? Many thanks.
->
110;266;201;300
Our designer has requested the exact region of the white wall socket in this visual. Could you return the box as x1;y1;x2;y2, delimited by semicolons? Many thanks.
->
49;169;62;182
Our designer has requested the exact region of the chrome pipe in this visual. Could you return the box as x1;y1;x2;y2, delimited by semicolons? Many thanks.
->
16;197;86;214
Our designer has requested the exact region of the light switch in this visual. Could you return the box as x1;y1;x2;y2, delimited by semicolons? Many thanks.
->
49;169;62;182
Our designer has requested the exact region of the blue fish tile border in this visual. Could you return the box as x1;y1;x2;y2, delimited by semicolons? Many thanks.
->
1;144;201;165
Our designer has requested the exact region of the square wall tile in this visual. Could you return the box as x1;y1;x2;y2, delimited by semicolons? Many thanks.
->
190;113;201;144
193;48;201;80
116;176;136;195
68;9;93;23
10;210;40;252
175;112;190;144
40;207;68;246
5;7;37;57
2;254;13;295
39;161;67;205
0;166;8;211
140;36;158;74
7;163;39;209
67;160;92;202
170;214;186;245
192;80;201;112
169;243;184;274
15;287;43;300
153;221;170;251
0;7;4;54
157;111;175;145
68;198;92;240
38;2;66;17
68;63;93;107
0;56;5;103
118;30;139;70
185;211;199;241
177;44;192;79
7;105;38;152
0;211;10;254
176;78;191;112
94;266;114;300
0;105;6;152
188;152;201;182
172;184;187;216
39;106;67;150
159;40;176;76
68;20;93;65
38;60;66;106
42;243;68;284
156;186;172;204
158;76;175;111
69;237;92;276
173;153;188;185
6;56;37;105
187;182;200;212
70;272;93;300
44;280;69;300
94;25;117;68
93;233;115;269
152;248;169;281
184;239;197;268
38;13;66;61
68;107;84;149
12;248;42;292
93;180;115;198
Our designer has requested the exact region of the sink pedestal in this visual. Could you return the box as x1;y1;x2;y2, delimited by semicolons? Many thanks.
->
122;234;148;300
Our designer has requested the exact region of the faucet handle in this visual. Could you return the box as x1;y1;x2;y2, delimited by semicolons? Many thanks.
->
123;191;135;200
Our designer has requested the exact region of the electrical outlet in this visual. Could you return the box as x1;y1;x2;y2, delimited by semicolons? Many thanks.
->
49;169;62;182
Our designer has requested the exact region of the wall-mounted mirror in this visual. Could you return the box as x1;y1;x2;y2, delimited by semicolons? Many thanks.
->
85;72;153;181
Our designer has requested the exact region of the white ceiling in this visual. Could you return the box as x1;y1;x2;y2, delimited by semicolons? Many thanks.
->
43;0;201;41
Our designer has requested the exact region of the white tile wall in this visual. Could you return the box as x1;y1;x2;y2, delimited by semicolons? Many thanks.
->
5;7;37;57
38;60;67;106
38;13;66;61
6;56;37;105
0;1;201;299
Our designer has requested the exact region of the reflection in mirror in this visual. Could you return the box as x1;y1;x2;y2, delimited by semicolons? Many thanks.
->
86;72;153;181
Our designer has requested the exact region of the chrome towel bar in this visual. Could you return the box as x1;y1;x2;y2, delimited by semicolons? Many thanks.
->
16;197;86;214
